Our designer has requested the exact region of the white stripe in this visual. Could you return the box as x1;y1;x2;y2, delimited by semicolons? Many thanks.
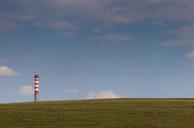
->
35;88;39;91
35;78;39;80
35;81;39;84
35;85;39;87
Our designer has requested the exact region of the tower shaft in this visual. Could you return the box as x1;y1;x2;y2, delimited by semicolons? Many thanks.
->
34;74;40;102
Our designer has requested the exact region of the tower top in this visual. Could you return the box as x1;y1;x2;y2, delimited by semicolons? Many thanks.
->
34;73;40;78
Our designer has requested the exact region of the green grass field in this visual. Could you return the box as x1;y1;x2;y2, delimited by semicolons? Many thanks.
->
0;99;194;128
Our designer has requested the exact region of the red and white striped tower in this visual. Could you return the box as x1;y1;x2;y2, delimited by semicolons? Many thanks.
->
34;73;40;102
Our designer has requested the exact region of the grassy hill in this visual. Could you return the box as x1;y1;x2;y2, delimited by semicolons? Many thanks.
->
0;99;194;128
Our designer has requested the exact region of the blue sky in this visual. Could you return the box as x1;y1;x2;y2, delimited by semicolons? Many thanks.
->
0;0;194;103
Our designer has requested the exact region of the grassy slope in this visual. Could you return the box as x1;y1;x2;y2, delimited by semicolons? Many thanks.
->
0;99;194;128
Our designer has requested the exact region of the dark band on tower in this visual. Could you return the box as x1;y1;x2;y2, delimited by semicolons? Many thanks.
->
34;74;40;102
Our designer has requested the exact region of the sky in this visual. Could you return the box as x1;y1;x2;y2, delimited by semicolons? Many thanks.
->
0;0;194;103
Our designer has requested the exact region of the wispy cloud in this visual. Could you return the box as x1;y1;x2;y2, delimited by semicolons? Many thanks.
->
35;20;77;30
161;38;194;46
87;90;121;99
0;58;7;65
185;50;194;59
161;25;194;46
0;19;16;31
1;0;193;25
167;25;194;37
146;0;161;3
0;0;194;45
0;66;18;76
88;34;134;43
65;89;79;94
18;85;33;96
47;0;194;24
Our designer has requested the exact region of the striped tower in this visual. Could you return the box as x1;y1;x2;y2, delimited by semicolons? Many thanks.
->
34;73;40;102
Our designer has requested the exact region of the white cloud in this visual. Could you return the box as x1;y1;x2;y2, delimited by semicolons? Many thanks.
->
87;90;121;99
18;85;33;96
65;89;79;94
0;66;18;76
185;50;194;59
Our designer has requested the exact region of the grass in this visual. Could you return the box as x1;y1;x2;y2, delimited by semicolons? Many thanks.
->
0;98;194;128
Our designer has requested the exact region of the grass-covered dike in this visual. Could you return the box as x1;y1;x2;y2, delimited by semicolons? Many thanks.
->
0;99;194;128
